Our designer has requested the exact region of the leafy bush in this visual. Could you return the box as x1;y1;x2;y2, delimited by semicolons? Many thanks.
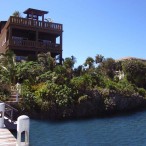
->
116;79;137;96
34;82;74;108
137;88;146;97
99;58;116;79
1;52;146;119
36;71;55;83
0;84;10;101
71;74;94;92
20;80;36;111
16;61;44;84
105;80;117;90
122;60;146;88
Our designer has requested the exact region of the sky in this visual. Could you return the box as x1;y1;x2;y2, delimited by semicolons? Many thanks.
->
1;0;146;66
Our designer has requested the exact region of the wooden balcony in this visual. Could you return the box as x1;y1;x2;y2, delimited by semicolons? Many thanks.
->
8;16;63;32
7;39;61;52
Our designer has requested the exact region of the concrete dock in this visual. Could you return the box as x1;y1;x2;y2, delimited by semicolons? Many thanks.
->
0;128;16;146
0;102;29;146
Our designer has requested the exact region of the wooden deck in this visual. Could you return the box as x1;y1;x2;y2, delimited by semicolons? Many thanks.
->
0;128;16;146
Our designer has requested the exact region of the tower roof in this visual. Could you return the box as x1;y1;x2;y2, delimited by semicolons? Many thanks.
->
23;8;48;16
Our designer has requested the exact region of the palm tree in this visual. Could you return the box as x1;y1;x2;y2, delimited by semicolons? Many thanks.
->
73;65;84;77
99;58;116;79
62;56;76;79
84;57;94;69
63;56;76;69
0;50;16;84
37;52;55;71
12;11;21;17
95;54;104;64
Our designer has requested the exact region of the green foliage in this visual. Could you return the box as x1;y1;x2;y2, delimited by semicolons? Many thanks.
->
0;73;10;84
12;11;21;17
122;60;146;88
101;78;139;97
40;101;52;112
95;54;104;64
99;58;116;79
105;80;117;90
73;65;84;77
16;61;43;84
84;57;95;69
21;80;35;110
55;85;73;107
54;65;66;74
37;52;55;71
71;74;93;91
115;61;122;71
137;88;146;97
0;50;16;84
1;52;146;118
34;82;74;109
98;88;116;110
0;84;10;101
114;79;137;96
62;57;76;80
36;71;55;83
53;65;68;84
63;57;75;69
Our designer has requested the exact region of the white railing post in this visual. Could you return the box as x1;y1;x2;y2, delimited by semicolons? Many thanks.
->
16;115;30;146
0;103;5;128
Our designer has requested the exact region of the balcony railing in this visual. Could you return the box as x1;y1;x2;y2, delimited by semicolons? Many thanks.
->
8;39;61;51
11;39;35;48
9;16;63;31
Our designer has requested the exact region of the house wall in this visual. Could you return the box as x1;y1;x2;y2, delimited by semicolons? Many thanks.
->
0;21;7;33
0;28;7;53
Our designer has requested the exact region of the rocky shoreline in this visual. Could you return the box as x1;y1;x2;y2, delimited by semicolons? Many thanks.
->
21;91;146;120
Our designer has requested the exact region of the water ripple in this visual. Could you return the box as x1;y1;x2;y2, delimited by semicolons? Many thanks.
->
29;111;146;146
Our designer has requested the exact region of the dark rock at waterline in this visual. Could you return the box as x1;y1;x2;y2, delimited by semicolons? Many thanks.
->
73;90;105;118
22;91;146;120
109;94;146;112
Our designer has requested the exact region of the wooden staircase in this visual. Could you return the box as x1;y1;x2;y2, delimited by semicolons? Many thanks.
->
6;85;19;105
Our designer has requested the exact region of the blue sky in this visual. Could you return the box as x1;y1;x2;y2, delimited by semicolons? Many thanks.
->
1;0;146;66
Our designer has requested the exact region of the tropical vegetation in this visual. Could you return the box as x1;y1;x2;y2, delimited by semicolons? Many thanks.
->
1;50;146;119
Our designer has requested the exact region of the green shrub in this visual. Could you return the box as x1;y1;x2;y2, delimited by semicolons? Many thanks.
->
99;58;116;79
34;82;74;108
137;88;146;97
105;80;117;90
122;60;146;88
71;74;94;91
20;80;36;110
115;79;137;96
0;84;10;101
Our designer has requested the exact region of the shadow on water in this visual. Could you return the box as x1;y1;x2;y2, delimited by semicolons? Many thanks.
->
9;107;146;146
9;107;146;128
29;107;146;125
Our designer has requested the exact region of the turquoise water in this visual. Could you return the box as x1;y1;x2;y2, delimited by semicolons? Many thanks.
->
28;110;146;146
